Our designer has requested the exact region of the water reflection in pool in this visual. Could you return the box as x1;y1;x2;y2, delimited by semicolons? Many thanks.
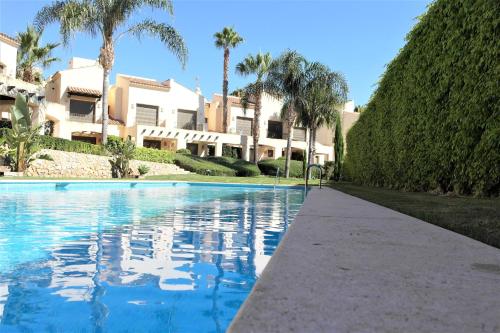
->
0;183;305;332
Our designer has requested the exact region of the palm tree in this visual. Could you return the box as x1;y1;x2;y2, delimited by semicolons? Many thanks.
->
35;0;188;144
236;52;272;164
298;62;348;175
214;27;243;133
265;50;308;178
16;26;59;84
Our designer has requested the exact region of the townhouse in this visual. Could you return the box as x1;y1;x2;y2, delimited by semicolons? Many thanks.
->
1;33;359;165
0;33;45;126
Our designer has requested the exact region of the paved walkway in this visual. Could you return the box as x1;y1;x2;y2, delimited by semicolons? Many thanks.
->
229;188;500;333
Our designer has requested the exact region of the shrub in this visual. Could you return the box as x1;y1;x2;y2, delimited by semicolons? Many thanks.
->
176;148;191;154
174;154;236;176
222;144;241;159
345;0;500;196
38;135;107;155
323;161;335;180
138;164;150;176
106;137;136;178
207;156;261;176
134;147;174;164
258;158;305;178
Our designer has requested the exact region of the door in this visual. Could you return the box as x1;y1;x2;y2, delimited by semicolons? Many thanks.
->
136;104;158;126
177;110;197;130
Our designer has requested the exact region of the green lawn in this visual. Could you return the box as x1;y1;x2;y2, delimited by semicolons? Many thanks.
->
1;174;320;186
146;174;321;186
331;182;500;249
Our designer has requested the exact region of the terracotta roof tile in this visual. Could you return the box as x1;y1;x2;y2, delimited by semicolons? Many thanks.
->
122;76;170;90
0;32;19;46
67;86;102;97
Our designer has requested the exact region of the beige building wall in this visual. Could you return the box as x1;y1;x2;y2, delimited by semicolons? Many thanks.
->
0;34;18;78
44;57;121;142
37;56;360;165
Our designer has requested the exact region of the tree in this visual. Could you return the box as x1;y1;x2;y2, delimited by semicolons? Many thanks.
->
214;27;243;133
106;136;136;178
35;0;188;144
265;50;308;178
16;26;59;83
4;94;52;171
236;52;272;164
298;62;348;177
333;113;344;181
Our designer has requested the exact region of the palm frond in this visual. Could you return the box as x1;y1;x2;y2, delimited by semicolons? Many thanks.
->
127;19;188;67
35;0;100;46
214;26;243;49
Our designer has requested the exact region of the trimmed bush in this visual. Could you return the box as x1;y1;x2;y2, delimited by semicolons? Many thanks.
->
38;135;107;155
258;158;305;178
134;147;174;164
174;154;237;176
207;156;261;176
345;0;500;196
176;148;191;154
259;158;323;178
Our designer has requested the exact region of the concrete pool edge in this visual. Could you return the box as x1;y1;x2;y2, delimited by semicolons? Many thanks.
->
0;179;306;190
228;188;500;333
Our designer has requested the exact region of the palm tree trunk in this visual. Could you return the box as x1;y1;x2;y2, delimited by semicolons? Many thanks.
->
101;69;110;144
284;105;295;178
307;127;313;178
311;126;317;163
99;39;114;145
222;48;230;133
253;90;261;164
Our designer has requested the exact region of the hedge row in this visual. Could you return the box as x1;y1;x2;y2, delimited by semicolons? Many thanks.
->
258;158;305;178
38;135;107;155
207;156;261;176
345;0;500;196
134;147;175;164
174;154;237;176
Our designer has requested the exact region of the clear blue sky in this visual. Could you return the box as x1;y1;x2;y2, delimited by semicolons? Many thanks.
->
0;0;432;105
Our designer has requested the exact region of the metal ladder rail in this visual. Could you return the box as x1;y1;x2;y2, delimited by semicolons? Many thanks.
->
274;167;280;189
305;164;323;189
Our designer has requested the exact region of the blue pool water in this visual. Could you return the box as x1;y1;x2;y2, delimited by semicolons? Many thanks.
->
0;182;305;332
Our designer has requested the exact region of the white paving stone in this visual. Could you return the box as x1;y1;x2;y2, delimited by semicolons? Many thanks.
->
229;188;500;333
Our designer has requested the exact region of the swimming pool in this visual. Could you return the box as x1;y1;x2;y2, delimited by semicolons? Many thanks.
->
0;181;305;332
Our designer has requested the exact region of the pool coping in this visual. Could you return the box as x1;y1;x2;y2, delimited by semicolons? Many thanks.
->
228;187;500;333
0;179;307;190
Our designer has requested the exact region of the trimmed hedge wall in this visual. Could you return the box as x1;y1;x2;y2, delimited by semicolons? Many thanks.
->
174;154;237;176
207;156;261;176
134;147;175;164
258;158;306;178
345;0;500;196
38;135;107;155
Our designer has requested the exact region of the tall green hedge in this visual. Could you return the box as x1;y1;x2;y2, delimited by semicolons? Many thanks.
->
345;0;500;196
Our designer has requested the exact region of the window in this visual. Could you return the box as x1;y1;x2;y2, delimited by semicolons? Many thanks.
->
177;110;197;130
268;150;274;158
186;143;199;155
69;99;95;122
293;127;306;141
136;104;159;126
236;117;253;136
71;135;97;144
267;121;283;139
143;139;161;150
